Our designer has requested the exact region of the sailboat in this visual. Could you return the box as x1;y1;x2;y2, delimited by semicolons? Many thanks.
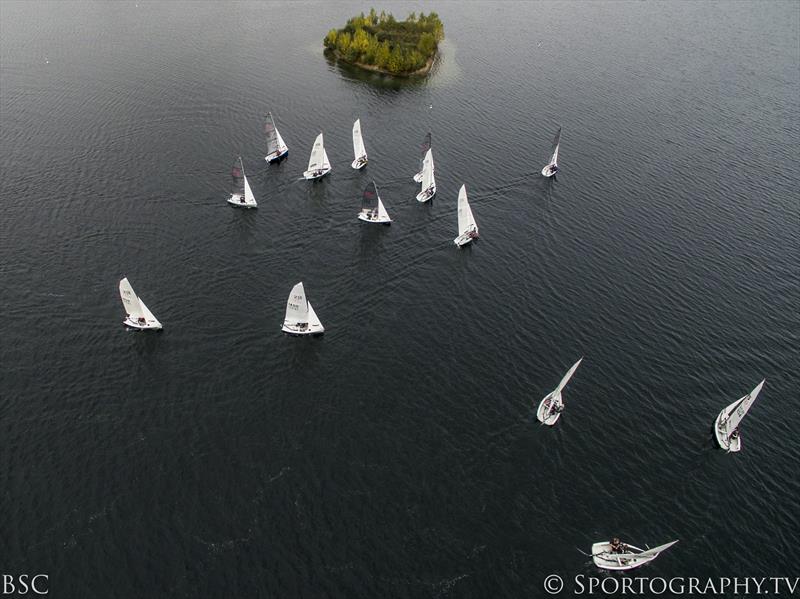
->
415;148;436;202
281;282;324;336
413;132;432;182
536;358;583;425
714;380;765;452
541;125;561;177
226;156;257;208
264;112;288;163
119;277;162;330
357;180;391;224
303;133;331;180
453;184;479;246
591;540;678;571
351;119;368;169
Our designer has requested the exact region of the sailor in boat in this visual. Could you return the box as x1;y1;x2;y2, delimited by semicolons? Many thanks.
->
552;401;563;414
731;427;739;440
610;538;626;554
424;185;434;199
137;316;146;325
239;196;245;204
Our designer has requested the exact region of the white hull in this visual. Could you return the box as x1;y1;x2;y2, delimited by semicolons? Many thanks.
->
416;186;436;203
351;156;368;169
282;322;324;336
541;164;558;177
358;211;391;224
714;409;742;452
536;391;561;426
123;316;162;330
454;231;478;246
413;171;423;183
303;167;331;180
265;147;288;163
592;541;678;571
227;193;256;208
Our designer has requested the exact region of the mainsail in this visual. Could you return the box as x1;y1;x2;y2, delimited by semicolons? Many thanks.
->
353;119;367;161
457;184;476;235
231;157;245;196
362;181;379;212
549;126;562;165
421;149;435;191
720;380;765;433
285;282;309;326
264;113;279;156
119;277;144;321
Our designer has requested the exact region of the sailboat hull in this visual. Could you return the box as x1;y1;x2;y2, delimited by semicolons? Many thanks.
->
351;157;368;170
536;391;561;425
358;212;391;225
227;194;257;208
303;167;331;180
591;544;652;571
714;409;742;452
123;317;162;330
416;187;436;203
541;164;559;177
265;148;288;163
281;323;325;336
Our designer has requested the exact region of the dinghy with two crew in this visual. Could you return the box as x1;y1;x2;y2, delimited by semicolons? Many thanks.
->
357;181;391;225
227;156;257;208
416;148;436;202
119;277;162;330
282;282;324;336
541;126;561;178
351;119;368;169
303;133;331;180
413;132;432;182
264;112;288;163
536;358;583;425
591;539;678;571
714;380;765;453
453;184;479;246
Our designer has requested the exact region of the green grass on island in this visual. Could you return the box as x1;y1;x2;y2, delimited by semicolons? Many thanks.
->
324;9;444;76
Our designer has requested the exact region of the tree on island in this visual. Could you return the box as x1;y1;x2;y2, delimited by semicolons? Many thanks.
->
324;9;444;76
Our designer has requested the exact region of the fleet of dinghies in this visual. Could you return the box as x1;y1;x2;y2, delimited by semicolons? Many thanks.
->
120;114;770;570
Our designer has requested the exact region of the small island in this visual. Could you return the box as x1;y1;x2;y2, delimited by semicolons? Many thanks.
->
324;9;444;77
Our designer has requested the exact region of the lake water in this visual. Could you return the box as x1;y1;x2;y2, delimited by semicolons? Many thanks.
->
1;1;798;597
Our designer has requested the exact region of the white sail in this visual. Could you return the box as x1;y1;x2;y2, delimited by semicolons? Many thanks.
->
351;119;367;169
307;301;324;332
457;185;476;234
242;164;257;207
284;282;308;326
592;540;678;570
119;277;144;321
541;126;561;177
307;133;324;171
555;357;583;396
422;149;435;189
720;380;765;433
454;184;479;246
322;146;331;170
377;197;390;221
416;148;436;202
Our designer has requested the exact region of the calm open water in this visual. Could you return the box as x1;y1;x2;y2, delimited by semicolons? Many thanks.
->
1;1;798;597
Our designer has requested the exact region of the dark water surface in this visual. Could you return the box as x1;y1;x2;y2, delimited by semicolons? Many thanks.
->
1;1;798;597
